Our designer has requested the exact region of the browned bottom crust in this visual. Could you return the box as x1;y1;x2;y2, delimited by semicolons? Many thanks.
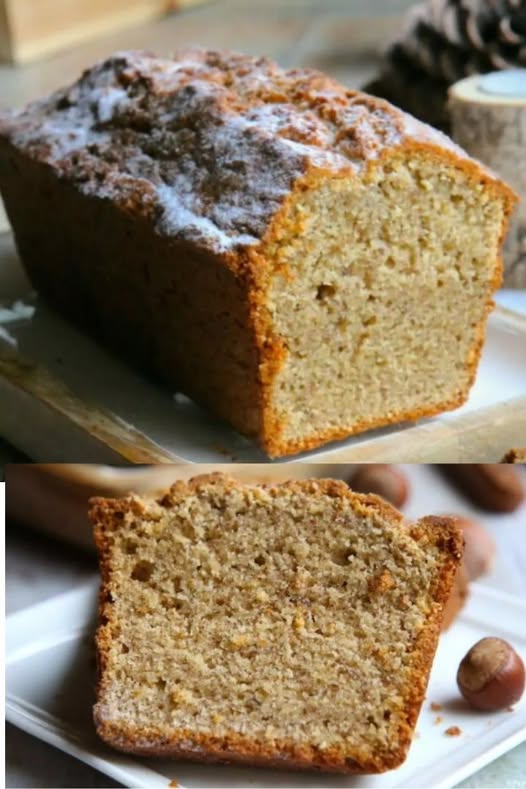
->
262;388;471;458
260;279;494;457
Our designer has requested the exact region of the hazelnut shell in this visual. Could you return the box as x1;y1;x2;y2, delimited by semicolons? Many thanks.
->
348;464;409;508
457;637;525;711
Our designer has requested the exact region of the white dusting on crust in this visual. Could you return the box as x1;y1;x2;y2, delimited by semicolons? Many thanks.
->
94;86;129;123
0;48;486;254
156;182;256;252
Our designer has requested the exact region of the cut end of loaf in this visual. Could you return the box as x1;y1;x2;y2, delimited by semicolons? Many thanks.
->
258;148;512;457
91;474;462;774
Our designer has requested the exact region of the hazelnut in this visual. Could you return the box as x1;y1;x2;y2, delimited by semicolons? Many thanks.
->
457;637;525;711
440;465;524;513
451;515;496;581
348;464;409;508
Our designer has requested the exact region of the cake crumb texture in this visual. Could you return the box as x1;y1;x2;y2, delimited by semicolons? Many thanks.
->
91;474;462;773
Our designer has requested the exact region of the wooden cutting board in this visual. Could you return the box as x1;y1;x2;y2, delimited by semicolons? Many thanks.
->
0;230;525;463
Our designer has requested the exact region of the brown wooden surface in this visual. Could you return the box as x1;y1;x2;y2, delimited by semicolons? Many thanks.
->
0;0;12;61
0;1;211;64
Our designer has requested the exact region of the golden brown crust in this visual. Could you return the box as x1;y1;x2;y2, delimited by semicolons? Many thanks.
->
1;49;515;250
90;474;462;774
259;391;468;458
441;563;469;631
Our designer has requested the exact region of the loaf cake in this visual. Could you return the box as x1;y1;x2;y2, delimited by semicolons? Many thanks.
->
0;50;516;457
90;473;462;773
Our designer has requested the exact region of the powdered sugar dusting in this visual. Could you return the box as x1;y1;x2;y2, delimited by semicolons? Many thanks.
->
0;48;471;254
3;105;109;160
156;182;257;251
400;108;463;155
94;86;128;123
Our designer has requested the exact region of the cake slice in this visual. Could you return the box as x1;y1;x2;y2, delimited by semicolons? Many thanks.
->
90;473;462;774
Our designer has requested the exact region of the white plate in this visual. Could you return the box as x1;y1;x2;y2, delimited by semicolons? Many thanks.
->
6;581;526;789
0;231;525;463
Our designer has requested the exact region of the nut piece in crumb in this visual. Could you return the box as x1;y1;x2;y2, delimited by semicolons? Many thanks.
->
368;568;395;594
430;702;443;712
445;726;462;737
457;637;525;711
347;465;410;508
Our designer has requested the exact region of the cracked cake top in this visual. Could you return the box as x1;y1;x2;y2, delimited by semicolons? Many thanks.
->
0;48;493;254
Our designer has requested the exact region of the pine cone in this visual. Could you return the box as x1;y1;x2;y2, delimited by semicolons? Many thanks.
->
366;0;526;130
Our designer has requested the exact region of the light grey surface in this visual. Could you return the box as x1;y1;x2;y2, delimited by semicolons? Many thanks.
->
6;464;526;789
